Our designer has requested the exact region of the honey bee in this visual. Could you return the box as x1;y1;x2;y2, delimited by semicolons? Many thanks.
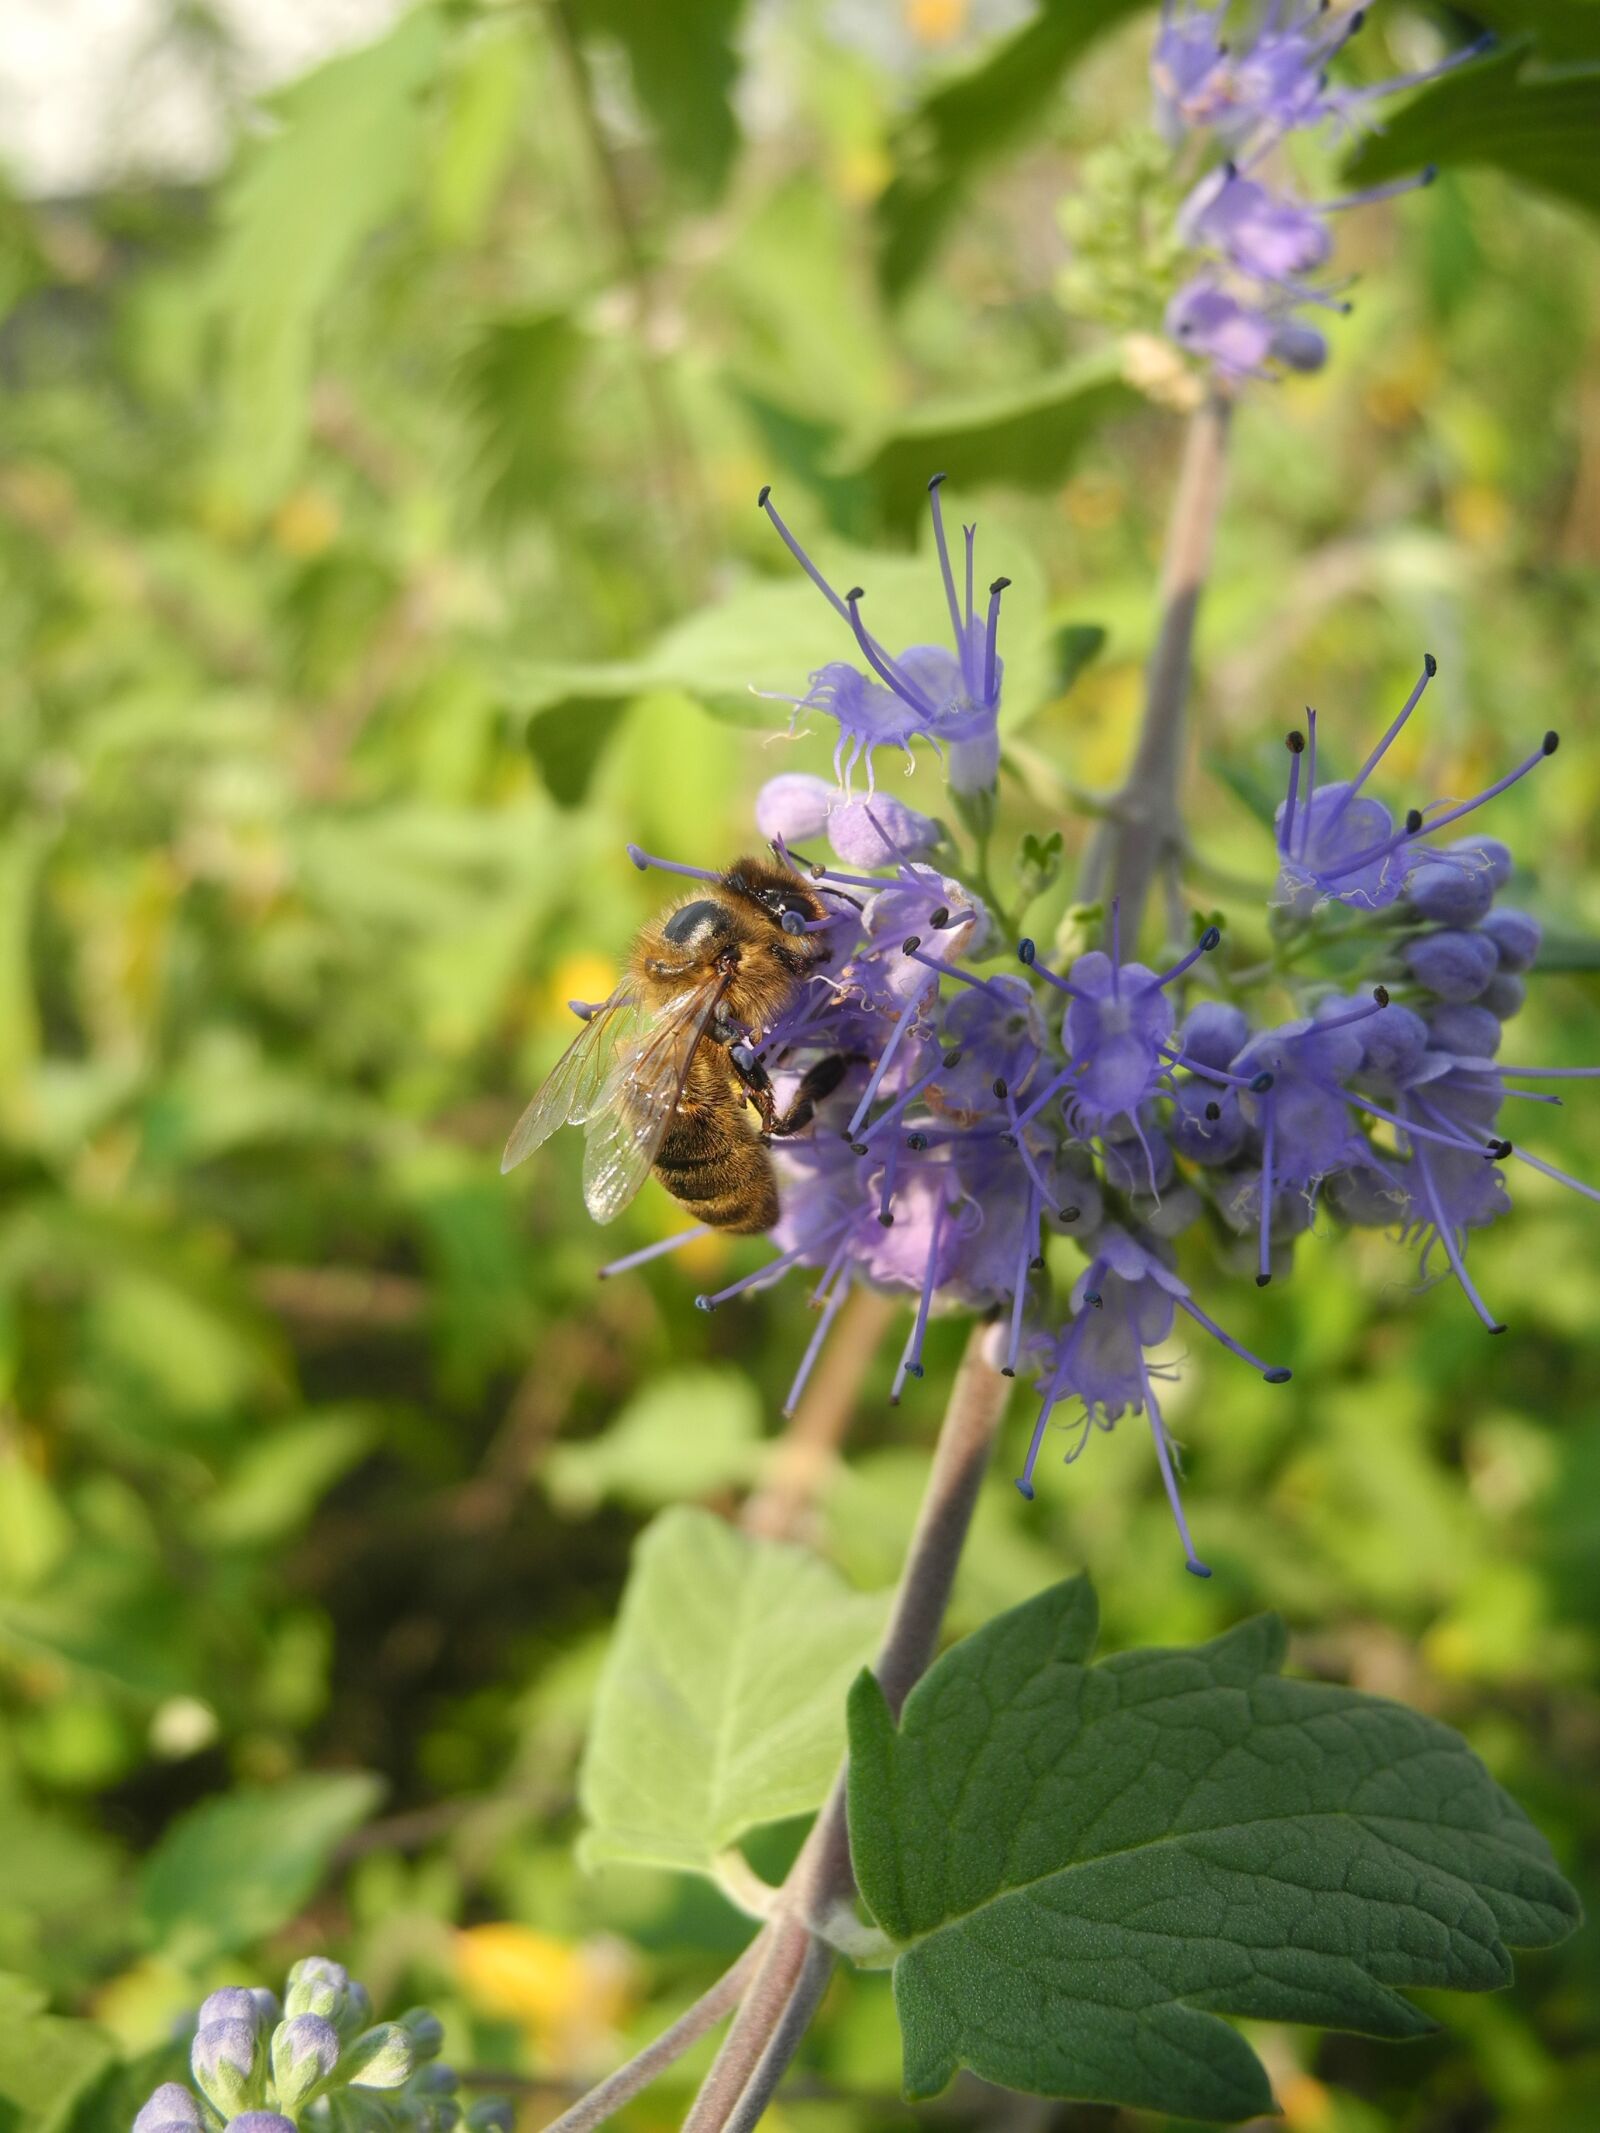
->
502;857;849;1233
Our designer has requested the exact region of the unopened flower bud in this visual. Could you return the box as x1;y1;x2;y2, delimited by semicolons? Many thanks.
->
191;2019;262;2116
133;2083;206;2133
1403;928;1498;1002
271;2012;342;2110
466;2102;516;2133
1481;972;1526;1020
829;791;939;867
754;772;834;846
284;1958;350;2022
229;2116;299;2133
343;2022;417;2090
1405;858;1495;927
197;1988;265;2035
1481;906;1541;973
397;2007;447;2061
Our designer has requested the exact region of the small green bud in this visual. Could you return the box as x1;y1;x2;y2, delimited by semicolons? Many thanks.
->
190;2020;262;2117
397;2007;447;2061
343;2022;417;2090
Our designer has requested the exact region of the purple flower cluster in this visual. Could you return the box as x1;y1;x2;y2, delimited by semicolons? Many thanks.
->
133;1961;510;2133
608;573;1591;1580
1153;2;1480;375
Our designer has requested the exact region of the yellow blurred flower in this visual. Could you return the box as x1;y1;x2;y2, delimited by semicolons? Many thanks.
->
1279;2071;1333;2127
1447;481;1511;552
272;488;341;558
835;142;892;204
545;953;618;1026
904;0;968;44
455;1923;637;2075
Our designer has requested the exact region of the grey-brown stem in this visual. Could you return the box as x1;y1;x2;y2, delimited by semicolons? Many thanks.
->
1082;389;1233;940
683;1324;1013;2133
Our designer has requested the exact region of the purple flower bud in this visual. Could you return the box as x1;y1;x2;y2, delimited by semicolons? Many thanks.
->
1270;321;1328;373
1406;858;1496;927
271;2012;342;2109
1165;275;1275;375
228;2118;299;2133
1403;928;1498;1002
1171;1080;1245;1165
1462;836;1514;889
828;793;940;868
1481;906;1541;973
754;772;834;845
191;2020;261;2114
466;2102;516;2133
1482;972;1527;1021
399;2007;447;2060
1352;998;1431;1088
1179;1000;1249;1072
1428;1002;1501;1058
197;1988;265;2034
133;2084;205;2133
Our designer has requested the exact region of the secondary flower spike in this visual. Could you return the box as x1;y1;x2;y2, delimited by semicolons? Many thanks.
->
1154;2;1478;374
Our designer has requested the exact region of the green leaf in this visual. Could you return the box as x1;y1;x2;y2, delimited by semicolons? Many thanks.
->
1446;0;1600;66
571;0;747;200
194;1409;379;1547
0;1975;115;2133
1344;41;1600;222
208;5;445;504
137;1771;383;1962
849;354;1140;534
877;0;1148;296
848;1578;1580;2120
457;309;588;536
546;1366;763;1514
579;1506;889;1875
1051;622;1108;695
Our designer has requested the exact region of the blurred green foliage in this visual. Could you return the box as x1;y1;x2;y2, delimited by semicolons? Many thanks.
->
1;1;1598;2128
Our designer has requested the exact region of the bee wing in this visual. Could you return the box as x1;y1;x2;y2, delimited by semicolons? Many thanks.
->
500;991;642;1175
580;979;728;1226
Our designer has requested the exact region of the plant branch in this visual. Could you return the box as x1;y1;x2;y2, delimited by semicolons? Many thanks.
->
1081;388;1232;941
532;1940;762;2133
684;1324;1013;2132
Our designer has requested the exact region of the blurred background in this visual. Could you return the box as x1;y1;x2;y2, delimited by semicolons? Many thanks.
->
1;2;1598;2128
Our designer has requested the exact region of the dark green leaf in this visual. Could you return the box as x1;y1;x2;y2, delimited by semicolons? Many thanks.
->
0;1976;115;2133
1344;41;1600;221
877;0;1148;296
457;310;588;535
1051;622;1107;695
849;353;1139;535
570;0;747;200
1451;0;1600;66
1205;750;1280;829
848;1578;1579;2120
137;1772;383;1962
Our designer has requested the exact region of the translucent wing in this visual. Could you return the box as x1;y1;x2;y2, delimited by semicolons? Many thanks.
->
581;980;728;1224
501;991;643;1175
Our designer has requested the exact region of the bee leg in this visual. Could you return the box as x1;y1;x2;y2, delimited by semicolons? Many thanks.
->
766;1054;851;1140
728;1044;781;1134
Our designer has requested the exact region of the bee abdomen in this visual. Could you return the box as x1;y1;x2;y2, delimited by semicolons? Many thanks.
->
655;1119;779;1234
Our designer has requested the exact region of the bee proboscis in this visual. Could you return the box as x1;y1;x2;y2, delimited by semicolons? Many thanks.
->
502;857;847;1232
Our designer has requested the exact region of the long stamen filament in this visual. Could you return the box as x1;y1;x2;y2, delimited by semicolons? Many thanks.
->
1413;1134;1505;1332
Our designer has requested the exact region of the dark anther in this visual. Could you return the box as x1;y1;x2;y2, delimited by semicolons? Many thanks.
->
1201;925;1221;951
1287;730;1306;754
1000;1132;1019;1149
1223;158;1239;178
1265;1367;1293;1384
1251;1071;1275;1093
943;1048;963;1069
1255;1272;1272;1288
992;1077;1008;1099
906;1133;928;1151
1543;730;1560;755
902;935;922;955
1000;1367;1015;1379
1205;1101;1222;1121
878;1212;895;1228
757;484;771;507
907;1363;924;1380
850;1141;868;1157
1018;937;1037;965
1030;1254;1047;1272
1488;1137;1513;1159
1424;651;1438;676
929;905;950;929
1060;1205;1080;1223
846;584;865;602
1405;808;1424;833
929;471;948;490
1420;162;1438;185
1373;984;1390;1006
989;576;1012;595
695;1295;716;1313
1085;1291;1103;1310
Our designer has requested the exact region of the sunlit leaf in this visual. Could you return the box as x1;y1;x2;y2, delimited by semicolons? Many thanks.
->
0;1975;115;2133
570;0;748;199
848;1578;1579;2117
546;1366;762;1513
579;1507;889;1874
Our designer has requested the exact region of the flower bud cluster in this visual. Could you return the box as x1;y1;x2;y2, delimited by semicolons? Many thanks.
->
133;1961;510;2133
